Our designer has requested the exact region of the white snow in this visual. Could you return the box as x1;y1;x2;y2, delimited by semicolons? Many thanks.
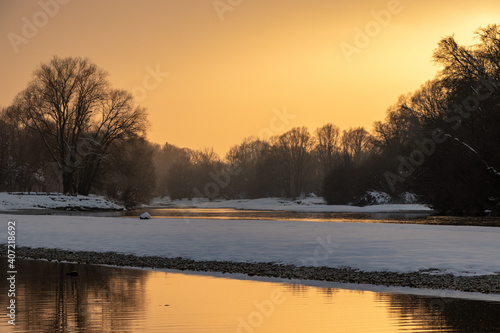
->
400;192;419;204
2;214;498;277
140;212;152;219
148;196;432;213
0;192;123;211
358;190;392;205
0;192;431;213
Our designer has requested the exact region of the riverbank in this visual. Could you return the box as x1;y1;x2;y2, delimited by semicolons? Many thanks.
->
5;245;500;295
147;196;433;213
0;192;123;211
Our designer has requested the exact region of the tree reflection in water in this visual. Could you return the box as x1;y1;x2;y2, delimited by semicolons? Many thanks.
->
0;259;148;332
1;258;499;332
376;293;500;332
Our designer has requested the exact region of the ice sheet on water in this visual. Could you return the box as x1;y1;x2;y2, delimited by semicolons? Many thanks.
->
1;214;498;277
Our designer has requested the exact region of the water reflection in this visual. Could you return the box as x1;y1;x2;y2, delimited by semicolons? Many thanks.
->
5;207;500;227
1;259;499;332
380;293;500;333
124;208;433;223
0;259;146;332
2;207;433;222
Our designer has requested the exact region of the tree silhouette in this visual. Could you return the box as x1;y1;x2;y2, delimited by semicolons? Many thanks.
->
14;56;147;195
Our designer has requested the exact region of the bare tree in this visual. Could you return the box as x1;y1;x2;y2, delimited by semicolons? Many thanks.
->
14;56;147;195
341;127;371;166
98;137;156;207
433;24;500;95
193;147;220;168
272;127;314;198
191;147;224;199
409;80;449;125
315;123;341;178
0;106;57;192
162;144;195;200
226;137;270;198
154;142;193;197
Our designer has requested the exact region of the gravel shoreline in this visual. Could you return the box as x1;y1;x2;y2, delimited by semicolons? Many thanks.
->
4;245;500;294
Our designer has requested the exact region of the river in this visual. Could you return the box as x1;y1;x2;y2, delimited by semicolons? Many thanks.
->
1;259;499;333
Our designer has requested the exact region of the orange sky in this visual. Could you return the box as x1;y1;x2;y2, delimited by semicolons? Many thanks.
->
1;0;499;156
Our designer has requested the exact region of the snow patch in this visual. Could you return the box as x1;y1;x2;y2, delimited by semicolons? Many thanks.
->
356;191;392;206
400;192;420;204
2;214;498;277
0;193;123;211
147;196;432;213
140;212;152;219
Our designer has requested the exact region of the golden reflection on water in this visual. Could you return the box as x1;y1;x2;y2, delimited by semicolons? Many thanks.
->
1;259;498;332
141;271;440;332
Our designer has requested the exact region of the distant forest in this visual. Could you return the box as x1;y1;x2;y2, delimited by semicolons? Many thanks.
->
1;24;499;215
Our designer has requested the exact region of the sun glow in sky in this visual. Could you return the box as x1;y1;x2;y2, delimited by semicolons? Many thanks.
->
1;0;499;155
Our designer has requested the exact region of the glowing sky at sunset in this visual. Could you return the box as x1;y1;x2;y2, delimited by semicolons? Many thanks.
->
1;0;499;155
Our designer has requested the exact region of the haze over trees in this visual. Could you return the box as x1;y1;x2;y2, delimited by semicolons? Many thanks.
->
1;24;499;214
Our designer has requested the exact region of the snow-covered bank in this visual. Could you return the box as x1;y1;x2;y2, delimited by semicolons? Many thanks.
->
0;193;431;213
2;214;498;277
0;193;123;211
148;196;433;213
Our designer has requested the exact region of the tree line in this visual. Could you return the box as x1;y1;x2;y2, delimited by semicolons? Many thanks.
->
1;24;499;214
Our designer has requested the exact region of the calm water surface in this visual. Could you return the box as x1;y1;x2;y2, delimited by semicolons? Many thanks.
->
1;259;499;332
6;207;500;227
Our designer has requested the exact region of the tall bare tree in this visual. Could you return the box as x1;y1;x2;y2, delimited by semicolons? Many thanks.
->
315;123;341;178
226;137;270;198
14;56;147;194
341;127;371;166
433;24;500;95
272;127;314;198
